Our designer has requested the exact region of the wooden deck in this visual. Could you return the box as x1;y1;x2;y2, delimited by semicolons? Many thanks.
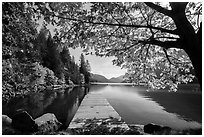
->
68;91;123;129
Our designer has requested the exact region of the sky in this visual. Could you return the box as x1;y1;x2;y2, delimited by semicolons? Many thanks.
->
69;48;127;79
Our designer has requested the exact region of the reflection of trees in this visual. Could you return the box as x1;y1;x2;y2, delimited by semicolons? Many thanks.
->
64;87;89;126
65;95;79;126
43;87;87;127
141;92;202;123
26;90;57;118
78;87;85;99
2;86;89;128
2;96;28;117
2;90;57;118
85;87;90;94
27;92;44;117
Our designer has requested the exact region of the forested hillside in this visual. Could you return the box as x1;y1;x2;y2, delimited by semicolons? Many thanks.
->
2;3;91;103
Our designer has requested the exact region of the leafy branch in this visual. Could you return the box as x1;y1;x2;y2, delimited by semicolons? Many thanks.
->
139;39;181;49
53;14;179;35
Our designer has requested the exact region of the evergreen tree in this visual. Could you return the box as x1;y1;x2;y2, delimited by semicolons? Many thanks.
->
60;46;72;68
79;53;91;84
36;28;64;80
60;47;72;84
79;53;86;74
85;60;91;83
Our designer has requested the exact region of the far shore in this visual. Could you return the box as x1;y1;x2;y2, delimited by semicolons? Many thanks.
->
90;83;201;91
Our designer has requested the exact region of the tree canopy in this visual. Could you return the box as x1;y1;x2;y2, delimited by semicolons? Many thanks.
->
33;2;202;91
4;2;202;91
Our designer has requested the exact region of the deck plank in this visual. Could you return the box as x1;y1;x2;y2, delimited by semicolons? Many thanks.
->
68;91;123;128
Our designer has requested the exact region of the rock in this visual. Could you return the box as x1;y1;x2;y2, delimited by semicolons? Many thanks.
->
144;123;162;134
144;123;172;134
34;113;62;134
2;115;16;134
11;110;38;132
2;115;12;126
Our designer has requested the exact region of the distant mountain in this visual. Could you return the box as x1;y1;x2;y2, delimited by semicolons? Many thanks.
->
90;73;125;83
109;75;124;83
90;73;110;83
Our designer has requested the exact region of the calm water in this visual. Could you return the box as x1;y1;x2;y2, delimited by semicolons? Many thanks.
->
2;87;89;129
90;84;202;130
3;84;201;130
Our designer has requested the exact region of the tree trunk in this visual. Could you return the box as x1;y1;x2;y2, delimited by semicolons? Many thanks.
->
179;25;202;89
185;44;202;89
179;27;202;89
170;4;202;89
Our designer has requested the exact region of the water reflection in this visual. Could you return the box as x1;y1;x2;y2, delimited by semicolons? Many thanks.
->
141;91;202;123
2;86;89;128
90;85;202;130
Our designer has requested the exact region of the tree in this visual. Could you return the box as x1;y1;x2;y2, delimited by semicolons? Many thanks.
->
79;53;91;84
36;28;65;80
69;56;82;84
2;2;40;101
2;2;38;59
79;53;86;73
60;46;72;68
86;60;91;74
34;2;202;90
85;60;91;83
60;46;73;83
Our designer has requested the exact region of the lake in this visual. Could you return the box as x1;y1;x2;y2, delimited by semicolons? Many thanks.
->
2;87;89;129
90;84;202;130
2;84;201;130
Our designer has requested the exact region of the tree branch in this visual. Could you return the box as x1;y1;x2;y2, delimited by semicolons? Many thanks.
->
106;26;121;41
154;36;179;40
163;48;174;66
59;24;76;40
144;44;150;61
140;39;181;49
110;14;121;24
109;36;181;52
138;6;148;22
144;2;172;17
54;14;179;35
